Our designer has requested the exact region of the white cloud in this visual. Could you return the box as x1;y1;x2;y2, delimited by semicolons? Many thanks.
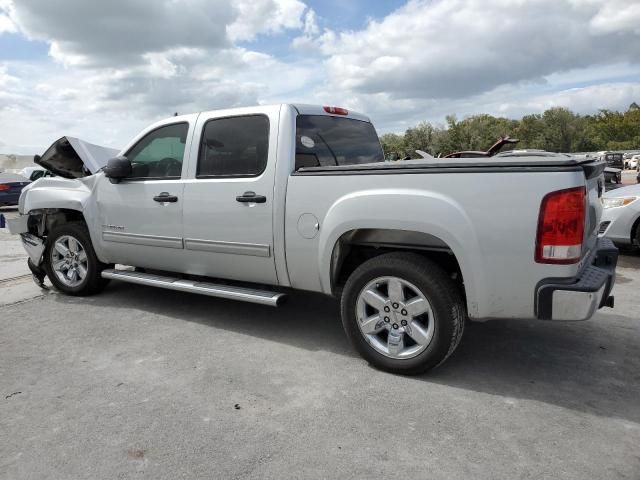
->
0;0;15;32
291;8;320;50
589;0;640;35
0;46;318;153
0;65;18;88
0;0;315;153
315;0;640;100
516;83;640;114
0;0;639;153
228;0;307;41
6;0;234;67
0;14;15;33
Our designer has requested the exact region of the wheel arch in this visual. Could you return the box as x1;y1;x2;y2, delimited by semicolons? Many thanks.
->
25;208;87;237
316;190;486;318
631;213;640;245
329;228;467;294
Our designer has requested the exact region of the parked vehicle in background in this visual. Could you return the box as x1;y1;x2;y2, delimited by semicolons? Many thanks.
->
0;172;30;206
9;104;617;374
444;136;519;158
19;166;54;181
624;155;640;170
599;152;624;169
600;183;640;247
604;167;622;186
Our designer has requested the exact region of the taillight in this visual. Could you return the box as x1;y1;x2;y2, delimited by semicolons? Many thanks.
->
323;106;348;115
535;187;586;264
0;184;10;191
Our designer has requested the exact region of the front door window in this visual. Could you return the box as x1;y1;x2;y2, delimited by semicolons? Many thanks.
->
126;123;189;179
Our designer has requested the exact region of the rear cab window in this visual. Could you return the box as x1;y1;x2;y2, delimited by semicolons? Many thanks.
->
295;115;384;170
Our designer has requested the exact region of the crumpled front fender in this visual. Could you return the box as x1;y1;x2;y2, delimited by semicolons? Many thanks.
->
21;176;92;214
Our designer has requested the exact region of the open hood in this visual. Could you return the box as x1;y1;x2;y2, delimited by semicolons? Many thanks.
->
35;136;120;179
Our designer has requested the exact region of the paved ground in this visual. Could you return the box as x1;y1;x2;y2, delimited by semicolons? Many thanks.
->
1;207;639;479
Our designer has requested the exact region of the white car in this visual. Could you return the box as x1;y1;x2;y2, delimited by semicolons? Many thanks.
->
624;155;639;170
599;183;640;246
19;166;53;181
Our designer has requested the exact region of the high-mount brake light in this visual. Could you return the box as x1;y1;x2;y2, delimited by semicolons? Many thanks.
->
535;187;586;264
323;106;349;115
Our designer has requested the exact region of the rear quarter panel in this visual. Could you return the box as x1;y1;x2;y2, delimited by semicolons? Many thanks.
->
285;169;588;320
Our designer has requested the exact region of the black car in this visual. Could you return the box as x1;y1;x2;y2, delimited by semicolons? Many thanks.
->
604;167;622;187
601;152;624;169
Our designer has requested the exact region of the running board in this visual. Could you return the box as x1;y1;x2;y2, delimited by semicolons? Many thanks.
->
101;269;286;307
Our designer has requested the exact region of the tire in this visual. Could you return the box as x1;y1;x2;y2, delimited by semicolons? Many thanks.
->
340;252;466;375
43;222;110;296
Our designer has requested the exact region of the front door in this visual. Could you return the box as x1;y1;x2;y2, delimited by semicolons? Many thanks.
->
181;109;279;285
95;121;194;272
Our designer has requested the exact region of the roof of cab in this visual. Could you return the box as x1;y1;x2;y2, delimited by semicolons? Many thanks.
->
169;104;371;124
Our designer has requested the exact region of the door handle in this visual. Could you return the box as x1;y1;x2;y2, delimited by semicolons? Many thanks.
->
236;191;266;204
153;192;178;203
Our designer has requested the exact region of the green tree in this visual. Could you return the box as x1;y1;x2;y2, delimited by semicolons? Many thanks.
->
379;102;640;157
379;133;407;159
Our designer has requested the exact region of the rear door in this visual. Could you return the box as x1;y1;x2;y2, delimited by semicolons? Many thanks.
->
181;106;280;285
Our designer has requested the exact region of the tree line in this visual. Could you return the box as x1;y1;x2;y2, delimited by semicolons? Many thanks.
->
380;103;640;158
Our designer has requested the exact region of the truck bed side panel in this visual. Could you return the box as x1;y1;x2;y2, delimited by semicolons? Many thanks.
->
285;168;588;320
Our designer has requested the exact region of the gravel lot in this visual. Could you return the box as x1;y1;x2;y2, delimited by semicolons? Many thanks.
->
1;205;639;479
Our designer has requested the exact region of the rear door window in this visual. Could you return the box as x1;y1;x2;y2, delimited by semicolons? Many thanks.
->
295;115;384;169
197;115;269;178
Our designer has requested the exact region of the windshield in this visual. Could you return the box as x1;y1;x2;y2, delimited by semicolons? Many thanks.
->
295;115;384;170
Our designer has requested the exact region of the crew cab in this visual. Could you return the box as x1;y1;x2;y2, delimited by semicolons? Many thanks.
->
8;104;617;374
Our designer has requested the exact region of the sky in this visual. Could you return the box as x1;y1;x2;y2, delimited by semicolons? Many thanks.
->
0;0;639;154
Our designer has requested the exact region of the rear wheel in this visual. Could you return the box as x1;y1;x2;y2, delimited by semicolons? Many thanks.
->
340;252;466;375
43;222;110;296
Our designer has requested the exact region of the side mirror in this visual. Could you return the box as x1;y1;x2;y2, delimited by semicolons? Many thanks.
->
30;170;45;181
104;156;132;184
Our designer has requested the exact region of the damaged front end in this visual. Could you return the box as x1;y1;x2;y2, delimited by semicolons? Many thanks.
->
7;215;48;288
8;136;118;288
35;136;119;179
7;216;43;263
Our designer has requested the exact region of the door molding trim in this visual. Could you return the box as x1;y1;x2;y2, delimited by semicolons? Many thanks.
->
184;238;271;257
102;231;184;249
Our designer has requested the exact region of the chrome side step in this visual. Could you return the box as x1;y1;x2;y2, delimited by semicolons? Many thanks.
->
101;269;286;307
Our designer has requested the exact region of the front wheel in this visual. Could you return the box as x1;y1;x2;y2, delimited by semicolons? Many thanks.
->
340;252;466;375
43;222;110;296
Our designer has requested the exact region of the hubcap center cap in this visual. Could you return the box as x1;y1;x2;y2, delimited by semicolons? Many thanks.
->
386;302;411;331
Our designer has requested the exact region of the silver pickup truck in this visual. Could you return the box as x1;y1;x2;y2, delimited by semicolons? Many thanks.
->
9;104;618;374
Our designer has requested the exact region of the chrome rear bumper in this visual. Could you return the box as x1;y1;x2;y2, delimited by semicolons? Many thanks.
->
536;238;617;321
